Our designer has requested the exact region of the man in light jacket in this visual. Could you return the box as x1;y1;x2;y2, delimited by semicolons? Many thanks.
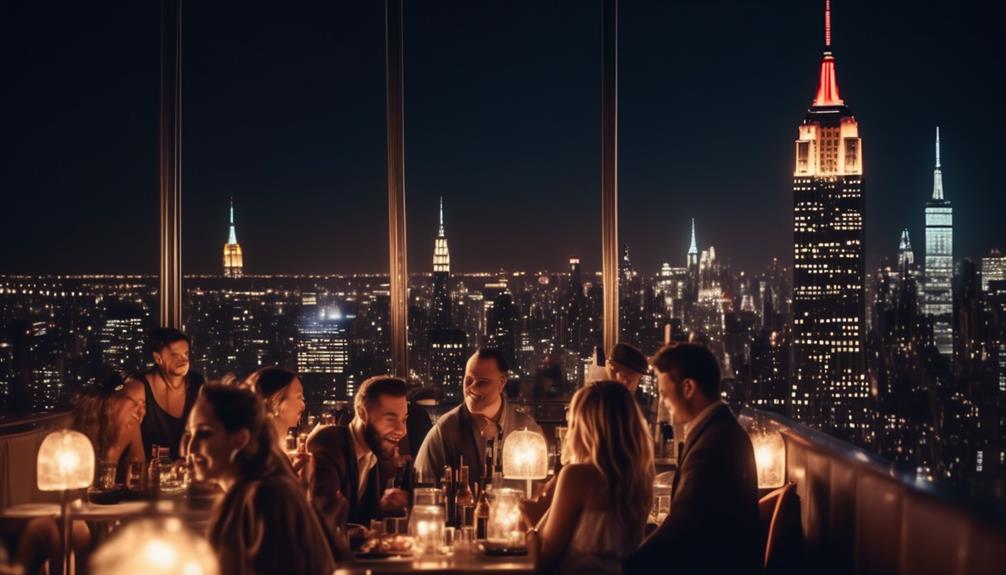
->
415;348;541;489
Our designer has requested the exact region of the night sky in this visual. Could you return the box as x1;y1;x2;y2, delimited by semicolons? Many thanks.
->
2;0;1004;276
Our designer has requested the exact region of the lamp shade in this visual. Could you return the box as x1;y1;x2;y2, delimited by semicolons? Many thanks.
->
740;416;786;489
90;518;219;575
37;429;95;491
501;428;548;481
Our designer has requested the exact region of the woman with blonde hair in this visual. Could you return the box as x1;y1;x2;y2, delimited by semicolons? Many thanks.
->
524;380;654;574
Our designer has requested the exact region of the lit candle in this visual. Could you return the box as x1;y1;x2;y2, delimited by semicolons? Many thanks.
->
409;505;445;556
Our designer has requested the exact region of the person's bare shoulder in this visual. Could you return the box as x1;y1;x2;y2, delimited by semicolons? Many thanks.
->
123;376;145;395
557;462;605;497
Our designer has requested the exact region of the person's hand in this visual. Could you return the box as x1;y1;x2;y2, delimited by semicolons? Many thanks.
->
379;488;408;515
333;488;349;529
289;451;310;477
538;475;558;502
520;496;552;529
519;475;557;528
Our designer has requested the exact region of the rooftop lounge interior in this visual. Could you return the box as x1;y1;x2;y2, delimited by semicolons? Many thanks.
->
2;0;1006;573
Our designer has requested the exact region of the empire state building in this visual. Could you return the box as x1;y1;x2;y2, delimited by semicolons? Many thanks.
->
223;197;243;278
791;1;870;445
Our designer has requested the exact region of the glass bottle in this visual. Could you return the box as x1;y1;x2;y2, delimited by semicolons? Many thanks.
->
442;465;455;527
147;444;161;497
455;464;475;528
474;482;490;540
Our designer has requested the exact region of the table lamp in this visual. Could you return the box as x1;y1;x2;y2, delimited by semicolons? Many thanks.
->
502;428;548;498
90;517;219;575
741;417;786;489
37;429;95;575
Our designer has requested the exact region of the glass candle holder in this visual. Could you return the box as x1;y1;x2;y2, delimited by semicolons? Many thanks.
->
409;504;445;556
487;488;525;549
413;487;444;507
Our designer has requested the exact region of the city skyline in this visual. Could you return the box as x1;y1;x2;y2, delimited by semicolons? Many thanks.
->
2;0;1004;276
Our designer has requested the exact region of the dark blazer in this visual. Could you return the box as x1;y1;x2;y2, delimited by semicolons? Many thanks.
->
208;461;335;575
306;424;386;528
625;403;762;575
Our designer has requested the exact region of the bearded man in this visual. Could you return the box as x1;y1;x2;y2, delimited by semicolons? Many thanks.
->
307;376;410;528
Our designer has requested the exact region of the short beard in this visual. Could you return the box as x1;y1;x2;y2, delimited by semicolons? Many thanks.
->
363;422;397;459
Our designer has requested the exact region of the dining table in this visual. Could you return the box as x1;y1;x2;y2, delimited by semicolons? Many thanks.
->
336;551;534;575
0;497;215;525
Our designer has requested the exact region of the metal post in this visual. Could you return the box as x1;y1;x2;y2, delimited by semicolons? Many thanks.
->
601;0;619;355
159;0;182;329
386;0;409;378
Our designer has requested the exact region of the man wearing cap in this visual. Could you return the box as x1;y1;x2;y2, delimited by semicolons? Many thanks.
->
606;342;649;394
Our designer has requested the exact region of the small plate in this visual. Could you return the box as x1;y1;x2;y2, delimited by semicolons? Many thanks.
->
480;542;528;556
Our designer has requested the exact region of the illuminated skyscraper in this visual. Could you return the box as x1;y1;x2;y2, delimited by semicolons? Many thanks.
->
223;197;244;278
429;329;467;402
898;229;915;273
924;127;953;356
296;305;349;404
792;1;870;444
427;197;467;399
432;197;452;328
687;218;699;269
98;301;148;373
981;249;1006;294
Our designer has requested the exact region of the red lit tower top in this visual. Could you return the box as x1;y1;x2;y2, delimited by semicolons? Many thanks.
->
813;0;844;107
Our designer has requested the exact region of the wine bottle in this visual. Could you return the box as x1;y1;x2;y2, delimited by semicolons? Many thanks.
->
474;482;489;540
455;464;475;528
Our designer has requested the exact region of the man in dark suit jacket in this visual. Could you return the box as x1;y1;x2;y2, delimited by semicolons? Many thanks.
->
307;376;410;530
625;343;762;575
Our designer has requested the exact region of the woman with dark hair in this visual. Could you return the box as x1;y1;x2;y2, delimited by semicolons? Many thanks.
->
186;383;334;575
244;367;305;444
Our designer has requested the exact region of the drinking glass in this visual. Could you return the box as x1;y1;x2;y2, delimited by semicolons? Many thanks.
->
95;461;118;490
126;461;145;492
443;526;456;551
458;526;475;554
653;495;671;523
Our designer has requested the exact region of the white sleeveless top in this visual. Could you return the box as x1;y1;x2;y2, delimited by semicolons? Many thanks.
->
556;509;643;575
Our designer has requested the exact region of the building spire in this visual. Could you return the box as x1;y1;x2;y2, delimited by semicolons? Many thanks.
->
438;196;445;237
933;126;944;200
223;195;244;277
433;197;450;273
688;218;698;255
812;0;844;107
825;0;832;48
935;126;941;169
898;228;914;272
228;195;238;244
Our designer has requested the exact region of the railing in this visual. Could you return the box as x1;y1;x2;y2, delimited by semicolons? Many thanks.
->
2;404;1005;574
0;410;72;510
748;408;1006;575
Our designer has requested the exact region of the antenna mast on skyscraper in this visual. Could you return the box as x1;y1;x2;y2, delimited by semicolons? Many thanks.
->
825;0;832;48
